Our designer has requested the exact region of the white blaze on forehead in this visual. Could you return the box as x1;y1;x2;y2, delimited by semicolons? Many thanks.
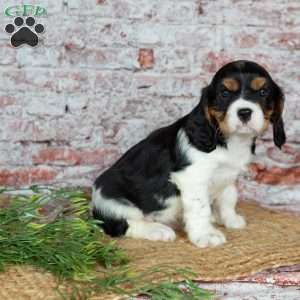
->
226;99;265;135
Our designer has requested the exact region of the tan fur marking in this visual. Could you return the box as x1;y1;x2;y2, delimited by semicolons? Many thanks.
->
261;118;270;133
223;78;239;92
205;106;212;123
207;107;230;136
260;109;273;133
251;77;266;90
264;109;273;120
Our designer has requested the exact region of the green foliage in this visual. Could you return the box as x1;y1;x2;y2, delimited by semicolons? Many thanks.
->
0;187;127;279
0;186;214;300
89;266;214;299
138;279;214;300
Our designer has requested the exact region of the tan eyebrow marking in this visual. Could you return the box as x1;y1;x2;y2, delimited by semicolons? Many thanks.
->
222;78;239;92
251;77;266;90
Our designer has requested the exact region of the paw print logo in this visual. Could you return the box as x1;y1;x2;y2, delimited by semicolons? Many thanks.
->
5;17;44;47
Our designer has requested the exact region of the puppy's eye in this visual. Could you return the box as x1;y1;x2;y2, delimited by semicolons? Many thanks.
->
221;90;230;98
260;88;268;97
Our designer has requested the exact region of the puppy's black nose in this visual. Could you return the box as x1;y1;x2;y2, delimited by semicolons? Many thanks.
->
237;108;252;123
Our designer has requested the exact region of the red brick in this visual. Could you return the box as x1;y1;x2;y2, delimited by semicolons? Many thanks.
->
79;148;120;166
0;96;16;107
238;34;257;48
32;148;81;166
138;49;154;69
202;51;234;74
32;148;120;167
249;163;300;185
0;167;57;186
63;47;136;70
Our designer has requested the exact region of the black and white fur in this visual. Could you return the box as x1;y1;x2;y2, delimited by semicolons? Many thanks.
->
92;60;286;248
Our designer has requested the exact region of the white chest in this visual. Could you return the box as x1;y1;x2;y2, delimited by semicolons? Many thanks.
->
209;136;252;197
171;134;253;197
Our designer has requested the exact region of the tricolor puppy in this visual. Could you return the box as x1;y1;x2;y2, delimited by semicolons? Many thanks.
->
92;60;286;248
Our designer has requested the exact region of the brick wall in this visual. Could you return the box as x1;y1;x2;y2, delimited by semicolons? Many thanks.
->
0;0;299;206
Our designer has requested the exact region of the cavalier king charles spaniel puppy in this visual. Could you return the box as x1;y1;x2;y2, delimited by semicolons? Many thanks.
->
92;60;286;248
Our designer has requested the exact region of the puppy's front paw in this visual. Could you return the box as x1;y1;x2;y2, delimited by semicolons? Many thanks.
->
224;214;246;229
189;227;226;248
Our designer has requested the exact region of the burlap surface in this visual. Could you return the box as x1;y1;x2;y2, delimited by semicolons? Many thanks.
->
1;202;300;300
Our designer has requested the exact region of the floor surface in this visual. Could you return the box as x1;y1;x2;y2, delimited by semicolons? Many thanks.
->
199;202;300;300
199;265;300;299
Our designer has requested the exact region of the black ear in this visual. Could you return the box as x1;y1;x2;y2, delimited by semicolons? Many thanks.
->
271;83;286;149
273;117;286;149
184;87;225;153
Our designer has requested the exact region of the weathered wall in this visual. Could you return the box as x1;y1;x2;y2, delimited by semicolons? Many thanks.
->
0;0;299;206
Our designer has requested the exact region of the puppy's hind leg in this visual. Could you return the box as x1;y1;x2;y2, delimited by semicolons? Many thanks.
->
126;220;176;242
92;209;129;237
92;188;176;241
92;187;144;237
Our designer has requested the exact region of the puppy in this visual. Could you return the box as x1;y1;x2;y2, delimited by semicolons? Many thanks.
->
92;60;286;248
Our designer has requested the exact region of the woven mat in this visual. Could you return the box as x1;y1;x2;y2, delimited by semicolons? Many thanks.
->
2;202;300;300
117;202;300;282
0;265;120;300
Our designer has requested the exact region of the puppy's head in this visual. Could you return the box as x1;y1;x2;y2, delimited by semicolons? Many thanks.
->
203;60;286;148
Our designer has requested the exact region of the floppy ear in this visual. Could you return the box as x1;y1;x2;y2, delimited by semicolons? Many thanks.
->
184;87;225;153
271;83;286;149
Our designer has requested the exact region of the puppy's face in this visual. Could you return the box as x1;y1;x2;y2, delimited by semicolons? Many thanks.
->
205;61;284;141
